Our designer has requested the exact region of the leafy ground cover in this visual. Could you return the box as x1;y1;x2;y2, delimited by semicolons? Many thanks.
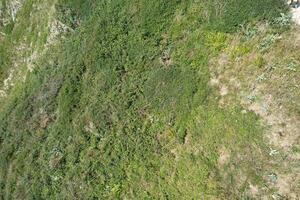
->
0;0;292;199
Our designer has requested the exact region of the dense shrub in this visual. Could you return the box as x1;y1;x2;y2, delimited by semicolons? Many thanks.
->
203;0;288;32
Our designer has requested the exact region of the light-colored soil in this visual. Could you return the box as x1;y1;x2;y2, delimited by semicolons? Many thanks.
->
218;147;230;166
291;6;300;25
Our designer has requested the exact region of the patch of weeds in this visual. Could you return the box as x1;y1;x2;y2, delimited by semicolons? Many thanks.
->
203;0;287;33
253;55;266;68
286;60;297;72
272;192;284;200
269;148;279;156
231;44;251;58
109;183;121;197
2;20;14;34
55;4;79;30
291;146;300;153
270;13;291;32
240;24;259;40
267;173;278;183
256;73;267;82
49;147;64;169
258;34;281;53
266;63;278;71
246;95;257;102
204;31;227;54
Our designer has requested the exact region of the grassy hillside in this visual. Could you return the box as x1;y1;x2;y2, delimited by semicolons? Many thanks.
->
0;0;295;199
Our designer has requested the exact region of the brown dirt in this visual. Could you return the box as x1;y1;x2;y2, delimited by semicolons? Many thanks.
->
218;147;230;166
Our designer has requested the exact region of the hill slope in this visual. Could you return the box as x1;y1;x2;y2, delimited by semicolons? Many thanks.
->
2;0;299;199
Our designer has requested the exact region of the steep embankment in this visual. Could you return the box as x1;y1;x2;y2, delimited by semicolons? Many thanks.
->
1;0;297;199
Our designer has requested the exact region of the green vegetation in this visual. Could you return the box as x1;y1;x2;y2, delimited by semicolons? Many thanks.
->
0;0;290;199
0;0;56;88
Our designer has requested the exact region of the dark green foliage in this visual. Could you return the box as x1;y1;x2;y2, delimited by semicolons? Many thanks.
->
0;0;287;199
55;0;94;29
2;20;14;34
203;0;288;32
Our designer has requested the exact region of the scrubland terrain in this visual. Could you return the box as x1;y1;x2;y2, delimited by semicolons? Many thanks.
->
0;0;299;199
